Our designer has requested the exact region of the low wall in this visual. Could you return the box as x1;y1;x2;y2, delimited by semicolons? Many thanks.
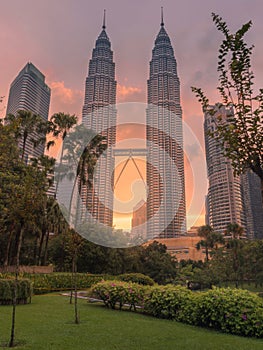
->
0;265;54;274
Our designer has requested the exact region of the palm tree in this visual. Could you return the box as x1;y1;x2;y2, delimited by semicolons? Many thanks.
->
5;110;50;162
197;225;224;261
61;124;106;323
61;124;107;226
30;155;56;265
49;112;77;197
224;223;244;239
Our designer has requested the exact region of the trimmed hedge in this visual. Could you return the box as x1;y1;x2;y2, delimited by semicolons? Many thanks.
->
117;273;155;286
91;281;263;338
29;273;106;294
0;279;32;305
0;273;109;294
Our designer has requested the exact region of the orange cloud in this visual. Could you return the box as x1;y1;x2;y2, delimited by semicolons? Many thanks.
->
117;84;144;103
50;81;83;104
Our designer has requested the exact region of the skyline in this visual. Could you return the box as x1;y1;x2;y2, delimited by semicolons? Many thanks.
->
1;1;263;231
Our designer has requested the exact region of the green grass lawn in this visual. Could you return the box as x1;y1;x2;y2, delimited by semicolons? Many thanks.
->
0;294;263;350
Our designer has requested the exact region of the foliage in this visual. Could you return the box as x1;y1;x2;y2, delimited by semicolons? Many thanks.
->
48;235;177;284
197;288;263;337
90;280;147;311
144;285;197;323
27;273;106;294
197;225;225;261
117;273;155;286
192;13;263;200
0;279;32;305
140;241;178;284
91;280;263;338
5;110;52;161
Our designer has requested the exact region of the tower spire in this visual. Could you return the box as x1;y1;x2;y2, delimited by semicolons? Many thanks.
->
102;9;106;30
161;7;164;27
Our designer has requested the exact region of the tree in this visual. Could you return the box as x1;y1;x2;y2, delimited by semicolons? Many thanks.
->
49;112;77;197
196;225;224;261
0;121;54;347
140;242;178;284
5;110;50;162
61;124;106;225
224;223;246;287
54;123;106;324
192;13;263;202
225;222;244;239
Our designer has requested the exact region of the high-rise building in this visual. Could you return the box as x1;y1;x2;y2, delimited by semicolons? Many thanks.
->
131;200;147;240
204;104;247;234
6;62;51;161
241;171;263;239
146;10;186;238
81;12;117;226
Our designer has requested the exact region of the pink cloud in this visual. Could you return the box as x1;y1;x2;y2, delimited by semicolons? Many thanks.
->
117;84;144;103
47;81;84;117
49;81;83;104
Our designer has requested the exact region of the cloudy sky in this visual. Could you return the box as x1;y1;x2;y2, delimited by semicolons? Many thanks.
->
1;0;263;230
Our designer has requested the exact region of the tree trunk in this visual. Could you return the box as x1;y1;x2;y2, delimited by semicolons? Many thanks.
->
21;136;27;162
205;245;209;262
43;232;50;266
54;142;65;199
38;229;46;266
4;231;13;267
9;225;24;348
73;253;79;324
69;176;78;228
70;257;74;304
33;236;39;265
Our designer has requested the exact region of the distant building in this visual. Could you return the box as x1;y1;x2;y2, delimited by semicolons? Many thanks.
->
204;105;246;234
241;171;263;239
6;62;51;161
145;235;206;262
187;226;199;236
131;200;147;240
146;10;186;239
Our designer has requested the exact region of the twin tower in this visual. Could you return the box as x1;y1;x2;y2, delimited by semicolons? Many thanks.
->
81;10;186;239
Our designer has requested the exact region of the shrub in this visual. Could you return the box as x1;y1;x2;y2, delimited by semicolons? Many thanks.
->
92;281;263;338
196;287;263;337
0;279;32;305
117;273;155;286
144;285;198;323
90;280;147;311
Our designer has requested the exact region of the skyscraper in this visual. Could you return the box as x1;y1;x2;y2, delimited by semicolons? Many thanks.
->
241;171;263;239
6;62;51;161
204;104;247;234
82;12;117;226
146;10;186;238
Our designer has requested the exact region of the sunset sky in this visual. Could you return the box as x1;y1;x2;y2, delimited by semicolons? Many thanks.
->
1;0;263;231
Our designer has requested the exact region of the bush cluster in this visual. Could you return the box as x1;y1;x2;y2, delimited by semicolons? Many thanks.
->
92;281;263;338
30;273;106;294
197;288;263;338
117;273;155;286
144;285;198;323
0;279;32;305
91;280;147;311
1;273;107;294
